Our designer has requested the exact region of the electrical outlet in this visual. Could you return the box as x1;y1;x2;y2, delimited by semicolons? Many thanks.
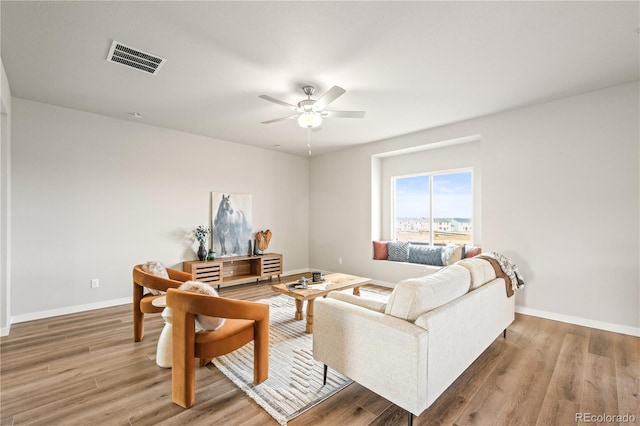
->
90;279;99;289
338;257;343;265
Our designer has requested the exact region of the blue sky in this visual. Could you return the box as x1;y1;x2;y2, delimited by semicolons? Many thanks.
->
395;172;472;218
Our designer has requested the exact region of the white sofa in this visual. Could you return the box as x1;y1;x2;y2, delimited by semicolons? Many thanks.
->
313;258;515;424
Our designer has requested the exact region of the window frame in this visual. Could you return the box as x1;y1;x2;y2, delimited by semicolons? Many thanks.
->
391;167;474;246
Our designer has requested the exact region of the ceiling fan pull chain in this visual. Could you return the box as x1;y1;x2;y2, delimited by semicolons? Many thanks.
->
307;128;312;156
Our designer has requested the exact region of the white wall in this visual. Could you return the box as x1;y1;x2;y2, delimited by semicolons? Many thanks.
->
310;82;639;335
10;99;309;320
1;57;12;335
8;82;639;335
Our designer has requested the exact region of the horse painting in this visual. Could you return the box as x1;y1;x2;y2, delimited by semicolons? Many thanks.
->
213;194;251;256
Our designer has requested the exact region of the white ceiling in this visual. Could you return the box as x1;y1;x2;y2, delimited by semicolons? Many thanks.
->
1;1;638;157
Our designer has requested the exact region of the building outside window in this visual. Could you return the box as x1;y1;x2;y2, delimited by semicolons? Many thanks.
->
392;170;473;246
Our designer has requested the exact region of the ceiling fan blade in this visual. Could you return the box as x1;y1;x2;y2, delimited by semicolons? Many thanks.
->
323;110;366;118
261;114;299;124
259;95;297;109
313;85;346;110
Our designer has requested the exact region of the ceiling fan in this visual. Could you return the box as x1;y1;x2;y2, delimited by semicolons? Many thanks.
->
259;85;366;128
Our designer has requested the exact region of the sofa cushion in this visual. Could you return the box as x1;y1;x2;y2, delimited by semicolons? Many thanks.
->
372;241;389;260
408;245;443;266
387;241;410;262
455;258;496;289
384;265;471;321
328;291;387;313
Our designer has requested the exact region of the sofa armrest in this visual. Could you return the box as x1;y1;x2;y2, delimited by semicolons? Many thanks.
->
313;297;429;416
327;291;387;313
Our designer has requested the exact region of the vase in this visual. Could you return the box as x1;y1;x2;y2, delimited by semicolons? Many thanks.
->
197;244;208;261
207;249;216;261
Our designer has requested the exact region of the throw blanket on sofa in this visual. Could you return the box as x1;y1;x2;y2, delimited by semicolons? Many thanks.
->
478;252;525;297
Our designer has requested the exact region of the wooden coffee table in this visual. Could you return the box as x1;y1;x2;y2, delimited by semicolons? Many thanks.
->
271;273;371;333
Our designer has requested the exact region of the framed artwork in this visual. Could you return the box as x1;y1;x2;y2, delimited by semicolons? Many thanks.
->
211;192;253;257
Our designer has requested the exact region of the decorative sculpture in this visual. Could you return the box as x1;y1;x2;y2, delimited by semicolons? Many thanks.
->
255;229;272;255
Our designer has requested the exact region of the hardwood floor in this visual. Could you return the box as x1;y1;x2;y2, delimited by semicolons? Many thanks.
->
1;275;638;425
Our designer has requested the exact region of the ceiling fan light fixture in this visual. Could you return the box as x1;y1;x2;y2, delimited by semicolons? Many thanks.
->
298;111;322;128
260;84;364;128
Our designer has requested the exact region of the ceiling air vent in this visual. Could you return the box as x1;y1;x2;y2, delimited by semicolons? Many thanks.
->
106;41;166;75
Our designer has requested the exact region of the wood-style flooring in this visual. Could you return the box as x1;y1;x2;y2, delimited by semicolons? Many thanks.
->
1;274;638;425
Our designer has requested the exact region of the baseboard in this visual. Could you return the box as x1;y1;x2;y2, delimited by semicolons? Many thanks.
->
0;325;10;337
10;297;132;325
283;268;310;276
9;271;310;327
8;269;318;327
516;305;640;337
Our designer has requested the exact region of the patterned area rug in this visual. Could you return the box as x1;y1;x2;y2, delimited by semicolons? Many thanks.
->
209;294;353;425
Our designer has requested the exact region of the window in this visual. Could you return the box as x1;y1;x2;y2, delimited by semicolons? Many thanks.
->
392;170;473;246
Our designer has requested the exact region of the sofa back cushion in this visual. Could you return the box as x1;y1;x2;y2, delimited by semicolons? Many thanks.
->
385;264;471;321
455;258;497;290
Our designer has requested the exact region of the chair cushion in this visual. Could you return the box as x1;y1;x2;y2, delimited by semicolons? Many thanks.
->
139;294;165;314
141;261;169;295
178;281;226;331
455;258;497;289
195;318;255;344
385;265;471;321
194;318;256;360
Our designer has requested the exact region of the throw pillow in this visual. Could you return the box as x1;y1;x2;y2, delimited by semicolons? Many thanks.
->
178;281;226;331
141;261;169;295
464;245;482;258
408;245;443;266
441;243;463;266
387;241;410;262
372;241;389;260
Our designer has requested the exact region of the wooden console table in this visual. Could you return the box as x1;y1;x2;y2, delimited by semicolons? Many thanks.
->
183;253;282;289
